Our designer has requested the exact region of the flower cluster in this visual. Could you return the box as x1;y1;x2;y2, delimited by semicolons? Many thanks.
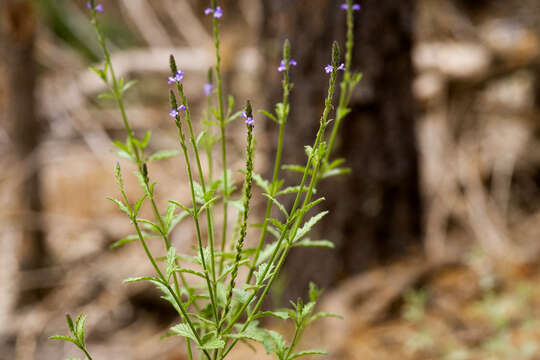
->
86;1;103;12
341;3;361;11
241;112;255;127
204;6;223;18
168;71;184;85
277;59;297;72
325;63;346;74
169;104;186;118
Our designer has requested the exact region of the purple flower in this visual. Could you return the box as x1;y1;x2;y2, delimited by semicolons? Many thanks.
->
204;6;223;18
169;105;186;118
277;59;298;72
214;6;223;18
341;3;361;11
241;112;255;127
325;63;346;74
204;82;213;96
168;71;184;85
87;1;104;12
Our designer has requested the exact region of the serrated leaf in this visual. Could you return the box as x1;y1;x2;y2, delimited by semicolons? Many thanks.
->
170;323;197;341
254;263;275;284
323;167;351;179
168;200;193;216
107;197;131;217
254;311;289;321
133;194;147;217
75;314;87;345
65;314;75;334
137;218;163;235
276;186;315;197
293;239;334;248
290;350;328;359
252;173;271;193
198;333;225;350
197;197;218;216
257;241;279;265
262;193;288;217
293;211;329;243
123;276;155;284
193;181;205;204
147;149;180;162
308;312;343;324
49;335;77;344
166;247;177;280
262;329;287;356
175;268;206;279
164;202;177;231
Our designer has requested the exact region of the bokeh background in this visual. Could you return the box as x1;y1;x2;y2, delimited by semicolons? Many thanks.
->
2;0;540;359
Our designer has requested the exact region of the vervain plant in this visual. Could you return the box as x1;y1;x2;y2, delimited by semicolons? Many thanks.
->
51;1;363;359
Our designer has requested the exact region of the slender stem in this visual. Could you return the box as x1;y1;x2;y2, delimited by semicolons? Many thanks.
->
186;338;194;360
177;84;219;314
246;49;291;283
211;5;230;278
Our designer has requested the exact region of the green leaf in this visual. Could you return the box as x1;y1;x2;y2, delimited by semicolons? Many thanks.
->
49;335;77;344
147;149;180;162
252;173;271;193
170;323;196;341
226;110;244;125
276;186;315;197
123;276;155;284
262;193;288;217
254;311;290;321
290;350;328;359
254;263;274;284
323;167;351;179
133;194;147;217
197;197;218;216
137;218;163;235
75;314;87;345
89;66;107;81
293;239;334;248
66;314;75;334
259;109;278;124
141;131;152;150
164;202;177;231
97;92;115;99
195;130;207;148
308;312;343;325
193;181;205;205
120;80;138;95
107;197;131;217
175;268;207;279
166;247;177;280
168;210;189;234
293;211;329;242
262;330;287;356
198;333;225;350
168;200;193;216
282;164;309;174
256;241;280;265
110;235;138;249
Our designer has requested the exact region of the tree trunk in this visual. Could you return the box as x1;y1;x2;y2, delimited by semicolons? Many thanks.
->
260;0;422;301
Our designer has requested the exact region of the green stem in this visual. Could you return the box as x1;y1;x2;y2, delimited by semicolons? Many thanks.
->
211;5;229;279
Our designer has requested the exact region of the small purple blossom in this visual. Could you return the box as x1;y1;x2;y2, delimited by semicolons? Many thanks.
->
204;82;213;97
168;71;184;85
241;112;255;127
325;63;346;74
204;6;223;18
277;59;298;72
341;3;361;11
87;1;104;12
169;105;186;118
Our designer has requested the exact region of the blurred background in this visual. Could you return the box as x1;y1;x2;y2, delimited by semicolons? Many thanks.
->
1;0;540;359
